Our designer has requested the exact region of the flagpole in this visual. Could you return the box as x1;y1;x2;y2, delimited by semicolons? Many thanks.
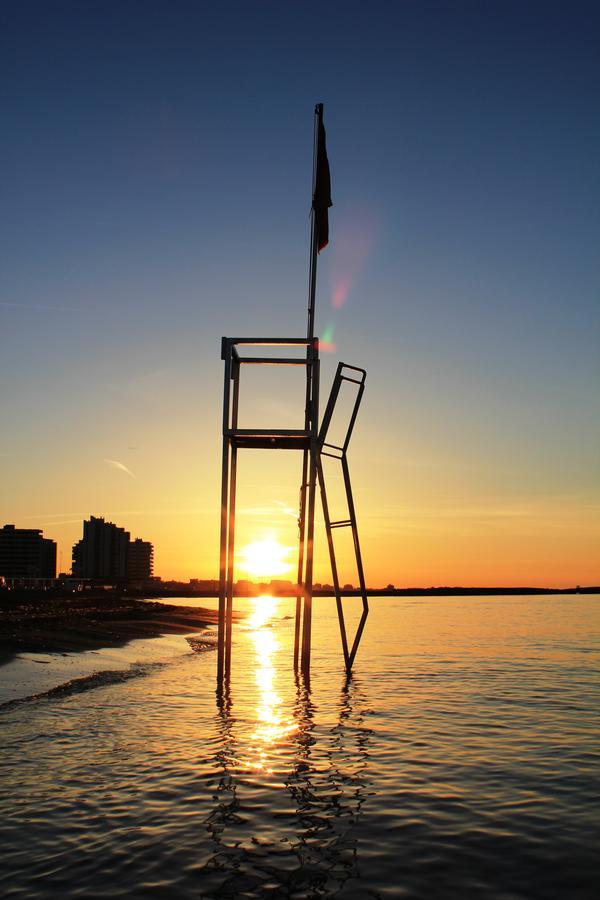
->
294;103;323;670
306;102;322;343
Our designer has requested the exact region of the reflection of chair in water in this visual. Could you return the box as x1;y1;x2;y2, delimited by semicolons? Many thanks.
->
205;668;371;895
285;671;372;893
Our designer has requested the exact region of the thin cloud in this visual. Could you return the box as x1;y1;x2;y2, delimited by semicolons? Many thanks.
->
104;459;136;479
274;499;299;518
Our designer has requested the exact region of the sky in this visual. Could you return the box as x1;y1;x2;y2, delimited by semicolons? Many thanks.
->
1;0;598;587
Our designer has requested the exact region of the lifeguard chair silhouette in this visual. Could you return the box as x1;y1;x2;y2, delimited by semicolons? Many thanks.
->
216;106;369;683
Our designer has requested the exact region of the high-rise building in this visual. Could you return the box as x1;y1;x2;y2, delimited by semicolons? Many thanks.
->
0;524;57;578
71;517;154;583
127;538;153;582
72;516;130;580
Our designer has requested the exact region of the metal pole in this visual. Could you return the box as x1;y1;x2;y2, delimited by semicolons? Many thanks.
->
225;359;240;679
217;342;232;684
301;355;319;674
225;444;237;678
306;103;322;344
295;103;322;669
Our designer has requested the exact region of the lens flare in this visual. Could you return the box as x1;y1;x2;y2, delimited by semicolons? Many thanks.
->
330;216;377;311
319;321;337;353
320;208;379;353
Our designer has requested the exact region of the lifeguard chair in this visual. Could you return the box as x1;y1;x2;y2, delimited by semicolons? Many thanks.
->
217;338;368;681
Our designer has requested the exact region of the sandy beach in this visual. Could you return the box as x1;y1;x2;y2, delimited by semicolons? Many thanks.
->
0;594;238;661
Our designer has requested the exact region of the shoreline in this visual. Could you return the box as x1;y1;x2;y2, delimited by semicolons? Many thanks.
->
0;596;241;664
1;587;596;665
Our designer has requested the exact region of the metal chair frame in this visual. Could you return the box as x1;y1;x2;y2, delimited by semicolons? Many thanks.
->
217;338;367;682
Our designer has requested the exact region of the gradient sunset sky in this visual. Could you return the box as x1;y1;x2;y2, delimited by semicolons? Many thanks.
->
2;1;598;587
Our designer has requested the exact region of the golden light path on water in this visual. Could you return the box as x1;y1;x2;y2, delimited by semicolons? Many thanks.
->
246;595;297;774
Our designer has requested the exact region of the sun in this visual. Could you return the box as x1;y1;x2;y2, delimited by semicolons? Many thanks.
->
238;537;294;579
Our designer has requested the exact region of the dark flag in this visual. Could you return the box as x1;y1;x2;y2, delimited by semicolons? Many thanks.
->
313;110;332;253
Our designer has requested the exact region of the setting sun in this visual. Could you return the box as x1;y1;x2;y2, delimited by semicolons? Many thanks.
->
238;537;295;579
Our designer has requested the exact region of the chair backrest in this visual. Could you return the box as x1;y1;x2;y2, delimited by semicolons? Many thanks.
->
318;362;366;456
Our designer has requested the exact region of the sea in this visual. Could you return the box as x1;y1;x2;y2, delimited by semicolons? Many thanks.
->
1;594;599;899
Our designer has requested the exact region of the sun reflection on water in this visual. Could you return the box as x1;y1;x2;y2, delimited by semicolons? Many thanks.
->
247;595;297;773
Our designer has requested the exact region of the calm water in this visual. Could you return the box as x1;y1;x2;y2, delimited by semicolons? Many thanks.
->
1;595;599;899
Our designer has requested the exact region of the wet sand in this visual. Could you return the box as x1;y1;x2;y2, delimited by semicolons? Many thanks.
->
0;595;239;662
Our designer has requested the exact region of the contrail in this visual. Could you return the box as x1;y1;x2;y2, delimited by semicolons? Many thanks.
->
104;459;136;479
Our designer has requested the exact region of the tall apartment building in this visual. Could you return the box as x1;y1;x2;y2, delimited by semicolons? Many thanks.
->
72;517;154;583
0;524;57;578
127;538;153;582
72;516;130;580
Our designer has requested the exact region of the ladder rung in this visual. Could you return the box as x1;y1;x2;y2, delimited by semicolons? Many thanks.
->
237;357;310;366
339;363;367;376
323;441;344;451
330;519;352;528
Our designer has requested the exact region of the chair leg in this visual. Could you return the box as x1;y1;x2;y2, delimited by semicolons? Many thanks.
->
224;446;237;679
217;435;230;684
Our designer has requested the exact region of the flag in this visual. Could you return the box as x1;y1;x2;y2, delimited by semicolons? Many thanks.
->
313;109;332;253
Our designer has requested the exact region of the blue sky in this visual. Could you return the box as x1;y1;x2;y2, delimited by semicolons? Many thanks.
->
1;1;598;584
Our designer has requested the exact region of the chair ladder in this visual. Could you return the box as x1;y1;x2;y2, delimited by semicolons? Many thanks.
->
317;363;369;673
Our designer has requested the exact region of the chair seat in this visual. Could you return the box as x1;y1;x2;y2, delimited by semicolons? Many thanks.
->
227;429;311;450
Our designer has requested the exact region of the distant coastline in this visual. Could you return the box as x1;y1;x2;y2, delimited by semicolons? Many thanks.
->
139;585;599;598
1;584;598;606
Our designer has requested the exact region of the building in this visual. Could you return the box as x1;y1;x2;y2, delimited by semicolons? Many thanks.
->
0;524;57;578
127;538;153;582
72;516;130;581
269;579;294;594
72;517;154;584
189;579;219;592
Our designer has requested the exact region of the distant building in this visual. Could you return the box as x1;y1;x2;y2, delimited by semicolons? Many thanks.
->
160;579;181;588
0;524;57;578
72;517;154;584
234;579;257;595
190;579;219;592
72;516;130;581
127;538;153;582
269;579;294;594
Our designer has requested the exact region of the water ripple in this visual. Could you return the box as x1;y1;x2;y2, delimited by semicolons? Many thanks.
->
1;595;599;898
